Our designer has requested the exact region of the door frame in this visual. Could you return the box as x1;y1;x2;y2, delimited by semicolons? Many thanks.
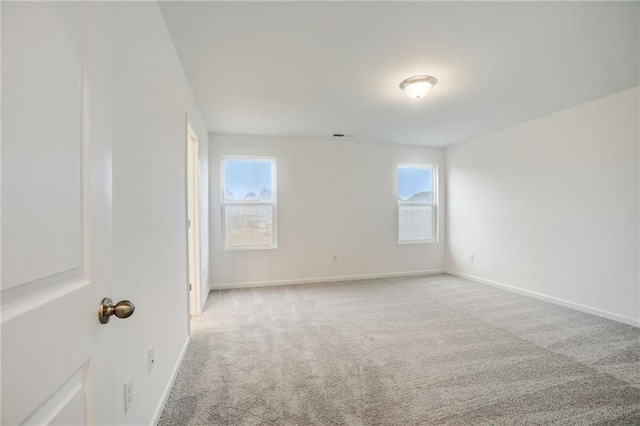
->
186;119;202;317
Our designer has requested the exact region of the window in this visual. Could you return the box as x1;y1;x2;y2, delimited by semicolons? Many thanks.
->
221;156;277;249
397;163;437;243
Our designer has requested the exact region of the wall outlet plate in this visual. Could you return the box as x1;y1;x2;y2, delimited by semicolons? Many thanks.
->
148;344;155;372
124;375;133;413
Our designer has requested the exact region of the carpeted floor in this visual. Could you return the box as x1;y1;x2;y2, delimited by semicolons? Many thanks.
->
159;274;640;425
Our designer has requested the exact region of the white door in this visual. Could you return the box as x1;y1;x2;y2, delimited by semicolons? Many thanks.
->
2;3;119;424
186;123;202;316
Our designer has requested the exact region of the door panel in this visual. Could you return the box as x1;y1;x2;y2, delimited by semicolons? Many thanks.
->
2;2;83;291
2;3;115;425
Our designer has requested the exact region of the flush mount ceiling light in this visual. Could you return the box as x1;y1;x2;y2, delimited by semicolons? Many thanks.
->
399;75;438;99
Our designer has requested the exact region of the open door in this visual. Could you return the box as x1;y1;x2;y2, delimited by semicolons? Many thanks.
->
186;122;202;316
2;3;121;424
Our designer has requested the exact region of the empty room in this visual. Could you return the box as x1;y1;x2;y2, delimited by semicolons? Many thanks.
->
2;1;639;425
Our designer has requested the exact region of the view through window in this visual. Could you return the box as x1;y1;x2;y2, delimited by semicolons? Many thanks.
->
397;164;436;243
222;157;276;249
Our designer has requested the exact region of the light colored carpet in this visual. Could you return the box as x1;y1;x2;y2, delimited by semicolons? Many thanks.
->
159;274;640;425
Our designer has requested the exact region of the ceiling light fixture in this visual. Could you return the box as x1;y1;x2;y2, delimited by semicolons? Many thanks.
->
399;75;438;99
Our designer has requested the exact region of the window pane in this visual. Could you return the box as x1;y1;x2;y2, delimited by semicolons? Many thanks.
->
399;204;433;241
223;159;273;201
224;205;273;247
398;166;432;203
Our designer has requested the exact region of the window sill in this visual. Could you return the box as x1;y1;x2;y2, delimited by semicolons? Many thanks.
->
398;239;438;245
222;244;278;252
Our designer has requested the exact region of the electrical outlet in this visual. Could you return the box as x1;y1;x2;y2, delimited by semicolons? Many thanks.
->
124;375;133;413
148;344;155;372
469;254;474;262
332;255;338;263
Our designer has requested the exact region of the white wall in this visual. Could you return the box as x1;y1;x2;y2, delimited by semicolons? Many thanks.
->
446;87;640;325
209;134;445;287
110;3;209;424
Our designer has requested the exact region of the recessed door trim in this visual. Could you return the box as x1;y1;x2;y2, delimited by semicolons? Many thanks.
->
186;119;202;317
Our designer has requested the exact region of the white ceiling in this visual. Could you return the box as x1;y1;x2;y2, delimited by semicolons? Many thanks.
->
160;1;639;147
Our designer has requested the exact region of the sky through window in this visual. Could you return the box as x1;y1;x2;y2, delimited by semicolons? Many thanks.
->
398;166;432;201
223;159;273;201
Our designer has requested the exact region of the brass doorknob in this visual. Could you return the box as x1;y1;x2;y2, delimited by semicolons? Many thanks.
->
98;298;135;324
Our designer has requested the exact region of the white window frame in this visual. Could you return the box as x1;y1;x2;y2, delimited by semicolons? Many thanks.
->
221;155;278;250
397;163;438;244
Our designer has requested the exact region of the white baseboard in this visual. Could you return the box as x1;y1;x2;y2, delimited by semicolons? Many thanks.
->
446;270;640;328
210;269;446;290
151;335;190;426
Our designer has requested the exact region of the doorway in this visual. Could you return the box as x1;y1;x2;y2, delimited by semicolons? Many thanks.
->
186;122;202;316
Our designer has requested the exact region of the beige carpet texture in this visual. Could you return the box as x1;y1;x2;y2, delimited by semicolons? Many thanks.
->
159;274;640;425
